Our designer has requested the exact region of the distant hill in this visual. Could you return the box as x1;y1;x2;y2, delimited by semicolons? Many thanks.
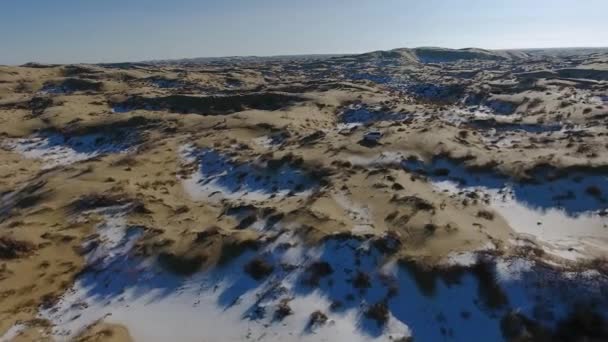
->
142;47;608;66
146;54;345;65
338;47;531;64
511;47;608;57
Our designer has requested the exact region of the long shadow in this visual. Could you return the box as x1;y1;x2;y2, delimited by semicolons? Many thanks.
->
341;107;409;125
465;94;517;115
187;148;319;196
14;130;137;158
348;73;393;84
51;217;608;342
40;78;103;94
291;238;399;338
407;83;466;104
73;226;184;305
111;93;304;116
402;157;608;215
290;237;608;341
467;119;563;134
43;130;137;154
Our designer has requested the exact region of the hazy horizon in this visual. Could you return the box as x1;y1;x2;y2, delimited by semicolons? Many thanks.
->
2;0;607;65
4;45;608;66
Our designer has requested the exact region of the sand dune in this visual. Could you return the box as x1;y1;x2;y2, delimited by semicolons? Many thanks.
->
1;47;607;341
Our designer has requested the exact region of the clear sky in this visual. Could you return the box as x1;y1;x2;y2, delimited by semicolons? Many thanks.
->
1;0;607;64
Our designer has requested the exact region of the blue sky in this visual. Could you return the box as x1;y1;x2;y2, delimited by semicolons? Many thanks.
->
1;0;606;64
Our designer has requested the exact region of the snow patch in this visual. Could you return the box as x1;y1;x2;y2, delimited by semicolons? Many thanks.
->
180;145;318;202
403;157;608;260
5;131;137;169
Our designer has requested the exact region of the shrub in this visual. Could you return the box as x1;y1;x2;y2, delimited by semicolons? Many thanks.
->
352;271;371;289
304;261;334;286
366;302;389;326
275;299;293;320
0;236;35;259
308;310;328;327
477;210;495;220
244;257;274;280
158;253;205;276
586;185;602;198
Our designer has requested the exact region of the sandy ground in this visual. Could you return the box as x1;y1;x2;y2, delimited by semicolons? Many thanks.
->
1;47;607;341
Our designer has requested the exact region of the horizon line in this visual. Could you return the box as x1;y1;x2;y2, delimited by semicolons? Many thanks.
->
5;45;608;67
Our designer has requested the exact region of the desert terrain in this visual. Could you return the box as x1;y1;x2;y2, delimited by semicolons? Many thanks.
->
1;47;607;341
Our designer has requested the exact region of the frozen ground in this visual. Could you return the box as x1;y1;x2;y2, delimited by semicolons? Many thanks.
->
340;106;409;125
402;157;608;260
4;130;138;168
8;204;605;342
2;47;607;341
180;145;319;202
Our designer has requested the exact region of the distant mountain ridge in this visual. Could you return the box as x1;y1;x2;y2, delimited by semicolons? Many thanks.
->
146;47;529;65
344;47;531;64
18;47;605;67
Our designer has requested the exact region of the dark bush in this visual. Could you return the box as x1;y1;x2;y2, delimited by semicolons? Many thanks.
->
244;257;274;280
158;253;205;276
308;310;328;328
477;210;495;220
274;299;293;320
366;302;389;326
0;236;35;259
352;271;371;289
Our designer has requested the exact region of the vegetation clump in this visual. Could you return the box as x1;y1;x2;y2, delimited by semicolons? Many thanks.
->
365;302;390;326
308;310;328;328
0;236;35;260
244;257;274;280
